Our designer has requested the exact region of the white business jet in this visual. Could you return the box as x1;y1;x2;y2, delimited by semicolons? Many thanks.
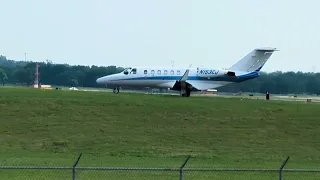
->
96;47;278;97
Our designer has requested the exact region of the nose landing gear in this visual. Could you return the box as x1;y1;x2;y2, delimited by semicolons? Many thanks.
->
113;87;120;94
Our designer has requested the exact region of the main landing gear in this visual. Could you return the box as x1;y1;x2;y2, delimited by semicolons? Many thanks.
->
181;88;191;97
113;87;120;94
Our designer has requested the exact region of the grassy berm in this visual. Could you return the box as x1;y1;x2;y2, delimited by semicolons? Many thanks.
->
1;87;320;179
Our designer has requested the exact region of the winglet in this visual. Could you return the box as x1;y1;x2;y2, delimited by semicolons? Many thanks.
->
180;69;189;81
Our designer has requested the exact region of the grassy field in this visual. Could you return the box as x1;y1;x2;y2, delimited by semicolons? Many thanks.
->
1;87;320;179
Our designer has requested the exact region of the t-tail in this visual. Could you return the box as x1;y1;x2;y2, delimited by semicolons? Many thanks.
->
229;47;279;72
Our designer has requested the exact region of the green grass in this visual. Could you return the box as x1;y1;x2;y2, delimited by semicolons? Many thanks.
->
1;87;320;179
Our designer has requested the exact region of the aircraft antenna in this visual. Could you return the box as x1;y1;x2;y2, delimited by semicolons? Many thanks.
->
171;60;175;67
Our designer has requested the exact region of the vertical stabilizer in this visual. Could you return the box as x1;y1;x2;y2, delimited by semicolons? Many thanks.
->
229;47;279;72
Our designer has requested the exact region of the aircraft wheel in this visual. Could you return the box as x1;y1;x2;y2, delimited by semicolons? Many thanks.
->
186;89;191;97
113;87;119;94
181;93;190;97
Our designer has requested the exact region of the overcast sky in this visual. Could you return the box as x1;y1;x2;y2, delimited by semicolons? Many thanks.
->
0;0;319;72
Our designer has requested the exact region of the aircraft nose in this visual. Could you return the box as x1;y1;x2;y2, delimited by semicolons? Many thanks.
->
96;74;118;85
96;75;113;85
96;77;104;84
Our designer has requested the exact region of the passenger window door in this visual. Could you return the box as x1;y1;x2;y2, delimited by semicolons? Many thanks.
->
144;70;148;78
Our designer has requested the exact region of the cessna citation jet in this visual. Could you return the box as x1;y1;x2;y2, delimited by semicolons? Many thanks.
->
96;47;278;97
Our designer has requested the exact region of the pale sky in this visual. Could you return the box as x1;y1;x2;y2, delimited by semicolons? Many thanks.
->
0;0;319;72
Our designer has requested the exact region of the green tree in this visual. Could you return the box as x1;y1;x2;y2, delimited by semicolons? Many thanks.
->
0;68;8;86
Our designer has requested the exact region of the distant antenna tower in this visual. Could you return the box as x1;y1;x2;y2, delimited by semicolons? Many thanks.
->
33;63;40;88
312;65;316;73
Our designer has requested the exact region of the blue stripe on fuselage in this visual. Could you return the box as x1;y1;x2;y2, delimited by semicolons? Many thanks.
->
114;71;259;82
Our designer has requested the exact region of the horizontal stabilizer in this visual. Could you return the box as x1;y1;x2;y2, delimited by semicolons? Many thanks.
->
255;47;279;51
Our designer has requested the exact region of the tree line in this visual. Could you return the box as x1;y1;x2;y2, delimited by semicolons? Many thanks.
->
0;55;124;88
0;55;319;95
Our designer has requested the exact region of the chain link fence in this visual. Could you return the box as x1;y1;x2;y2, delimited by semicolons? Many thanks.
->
1;155;320;179
2;167;320;180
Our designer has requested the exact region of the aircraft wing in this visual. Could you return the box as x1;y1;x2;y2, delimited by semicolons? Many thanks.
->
169;69;201;91
163;69;224;91
179;69;189;81
169;70;192;90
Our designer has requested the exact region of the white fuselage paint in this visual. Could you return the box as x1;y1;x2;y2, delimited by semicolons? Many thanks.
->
95;48;278;92
96;67;259;90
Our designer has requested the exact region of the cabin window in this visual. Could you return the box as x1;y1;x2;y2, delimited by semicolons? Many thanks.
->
157;70;161;75
170;70;174;75
132;68;137;74
164;70;168;75
177;70;180;75
151;70;155;75
144;70;147;74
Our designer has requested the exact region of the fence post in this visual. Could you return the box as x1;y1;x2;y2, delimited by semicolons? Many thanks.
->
279;156;290;180
179;156;191;180
72;153;83;180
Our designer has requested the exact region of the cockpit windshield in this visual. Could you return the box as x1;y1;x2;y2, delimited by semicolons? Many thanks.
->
122;67;136;75
122;67;132;75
